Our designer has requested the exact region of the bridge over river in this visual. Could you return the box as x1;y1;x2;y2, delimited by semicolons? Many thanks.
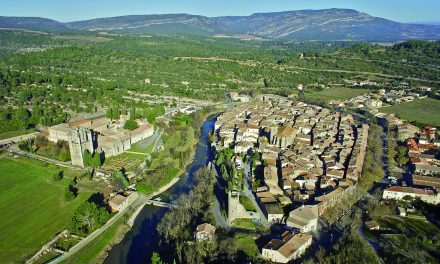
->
144;199;174;208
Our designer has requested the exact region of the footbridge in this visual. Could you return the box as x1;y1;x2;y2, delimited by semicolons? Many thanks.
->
144;199;174;208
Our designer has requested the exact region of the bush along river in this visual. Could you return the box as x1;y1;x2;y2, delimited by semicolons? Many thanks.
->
104;116;216;264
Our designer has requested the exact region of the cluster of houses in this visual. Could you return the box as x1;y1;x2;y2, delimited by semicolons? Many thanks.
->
383;126;440;205
332;88;425;109
212;94;369;263
48;115;154;167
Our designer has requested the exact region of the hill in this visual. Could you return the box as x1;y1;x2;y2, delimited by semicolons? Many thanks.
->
0;16;67;31
1;9;440;41
214;9;440;41
66;14;226;35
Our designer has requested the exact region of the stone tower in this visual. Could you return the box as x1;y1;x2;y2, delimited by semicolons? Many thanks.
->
69;127;94;167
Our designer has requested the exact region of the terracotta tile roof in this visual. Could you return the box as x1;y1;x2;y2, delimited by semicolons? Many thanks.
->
385;186;436;195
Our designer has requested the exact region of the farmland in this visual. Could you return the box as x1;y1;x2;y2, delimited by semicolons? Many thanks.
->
0;156;90;263
303;87;370;102
380;98;440;126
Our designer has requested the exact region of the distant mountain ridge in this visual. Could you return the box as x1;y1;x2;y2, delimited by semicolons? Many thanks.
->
66;14;227;35
1;9;440;41
0;16;67;31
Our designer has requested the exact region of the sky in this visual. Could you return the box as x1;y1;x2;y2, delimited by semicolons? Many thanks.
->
1;0;440;23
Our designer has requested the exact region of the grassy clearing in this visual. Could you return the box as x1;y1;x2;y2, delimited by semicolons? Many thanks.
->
61;217;127;264
234;233;259;258
380;97;440;126
382;234;407;247
303;87;370;101
377;215;438;235
378;216;440;263
231;219;261;231
129;142;154;154
0;156;90;263
239;195;256;212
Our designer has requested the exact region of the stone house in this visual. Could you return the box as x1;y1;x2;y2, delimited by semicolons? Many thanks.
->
262;232;312;263
383;186;440;204
195;223;216;242
286;205;319;233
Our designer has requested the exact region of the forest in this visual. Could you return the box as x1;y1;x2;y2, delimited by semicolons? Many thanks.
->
1;30;439;140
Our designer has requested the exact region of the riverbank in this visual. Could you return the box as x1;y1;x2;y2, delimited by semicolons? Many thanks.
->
125;111;221;229
82;112;220;264
127;177;181;227
102;114;217;264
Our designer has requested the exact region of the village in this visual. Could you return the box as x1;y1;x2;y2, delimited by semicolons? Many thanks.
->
330;87;429;109
211;94;369;263
380;123;440;205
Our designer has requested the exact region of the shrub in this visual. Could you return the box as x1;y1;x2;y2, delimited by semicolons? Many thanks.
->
124;119;139;130
53;171;63;181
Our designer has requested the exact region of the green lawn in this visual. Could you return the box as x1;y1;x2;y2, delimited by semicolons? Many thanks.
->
128;141;154;154
239;195;257;212
231;219;262;231
0;157;90;263
234;233;259;258
61;217;126;264
380;98;440;126
303;87;370;102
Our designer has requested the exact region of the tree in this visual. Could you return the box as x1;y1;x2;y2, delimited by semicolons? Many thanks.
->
83;150;92;166
151;252;164;264
91;152;102;168
124;119;139;130
112;170;129;191
67;200;110;236
64;185;76;201
19;139;34;152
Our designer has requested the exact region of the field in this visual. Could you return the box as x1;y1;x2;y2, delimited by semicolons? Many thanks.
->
0;156;90;263
380;98;440;126
303;87;370;102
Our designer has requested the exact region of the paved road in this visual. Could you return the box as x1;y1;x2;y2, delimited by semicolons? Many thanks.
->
212;196;230;230
152;128;164;153
210;163;231;230
9;148;79;170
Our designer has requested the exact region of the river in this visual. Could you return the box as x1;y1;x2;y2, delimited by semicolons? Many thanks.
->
104;117;216;264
